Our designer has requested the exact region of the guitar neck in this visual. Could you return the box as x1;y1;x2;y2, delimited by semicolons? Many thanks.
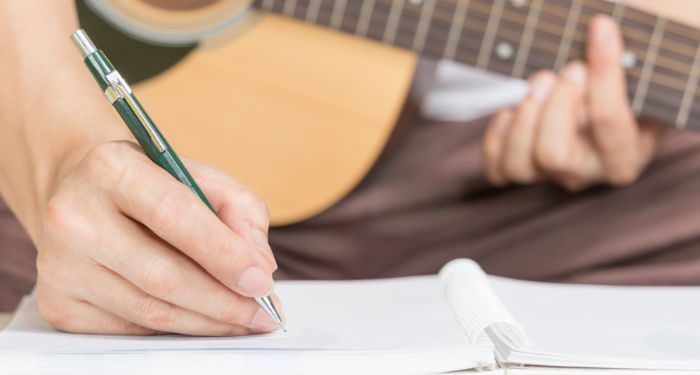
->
253;0;700;131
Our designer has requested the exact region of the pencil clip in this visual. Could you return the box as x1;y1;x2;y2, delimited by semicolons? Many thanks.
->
105;71;166;153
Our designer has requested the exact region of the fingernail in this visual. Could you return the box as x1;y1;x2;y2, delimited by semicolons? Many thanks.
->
529;74;555;103
249;307;278;332
251;228;278;270
593;16;615;47
237;266;273;297
562;63;586;86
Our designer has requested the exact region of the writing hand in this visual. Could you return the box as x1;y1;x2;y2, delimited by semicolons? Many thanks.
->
36;140;281;335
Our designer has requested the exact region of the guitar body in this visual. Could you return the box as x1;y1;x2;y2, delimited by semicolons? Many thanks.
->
125;13;416;225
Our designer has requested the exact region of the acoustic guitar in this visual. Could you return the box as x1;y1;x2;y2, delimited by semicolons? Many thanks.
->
78;0;700;226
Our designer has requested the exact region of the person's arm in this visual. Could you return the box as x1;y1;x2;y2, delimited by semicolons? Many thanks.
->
482;1;698;190
0;0;281;335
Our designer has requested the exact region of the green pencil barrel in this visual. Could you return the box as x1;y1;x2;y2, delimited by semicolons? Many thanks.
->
112;98;215;213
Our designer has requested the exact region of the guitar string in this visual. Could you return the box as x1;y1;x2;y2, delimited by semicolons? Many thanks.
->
301;0;695;117
261;0;700;118
264;0;700;61
303;0;700;119
434;0;697;70
304;0;695;92
309;0;696;85
380;0;699;69
451;0;700;57
270;0;697;68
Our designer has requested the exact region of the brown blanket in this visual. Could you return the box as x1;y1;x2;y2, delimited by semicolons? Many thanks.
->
0;198;36;312
270;105;700;285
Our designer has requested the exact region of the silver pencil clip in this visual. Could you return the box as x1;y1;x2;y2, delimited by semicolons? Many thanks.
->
105;71;166;153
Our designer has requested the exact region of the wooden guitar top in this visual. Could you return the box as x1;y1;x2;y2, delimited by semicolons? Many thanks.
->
134;14;416;225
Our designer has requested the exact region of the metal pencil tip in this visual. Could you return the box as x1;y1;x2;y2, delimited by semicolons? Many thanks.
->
255;295;286;333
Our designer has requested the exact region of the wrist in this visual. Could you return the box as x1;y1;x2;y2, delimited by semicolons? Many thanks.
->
11;65;129;239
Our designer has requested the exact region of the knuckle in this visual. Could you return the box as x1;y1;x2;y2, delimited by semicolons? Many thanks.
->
141;300;176;331
241;192;268;214
591;107;619;128
150;188;192;235
141;258;179;298
43;194;89;239
208;236;237;273
82;143;126;179
234;191;270;227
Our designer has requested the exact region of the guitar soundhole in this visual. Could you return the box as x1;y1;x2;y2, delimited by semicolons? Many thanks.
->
139;0;221;11
76;0;195;84
76;0;248;84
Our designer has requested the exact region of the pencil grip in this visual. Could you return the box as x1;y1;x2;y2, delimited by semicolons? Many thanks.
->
112;98;216;213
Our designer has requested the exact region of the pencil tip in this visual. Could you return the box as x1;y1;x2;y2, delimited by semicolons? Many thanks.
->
254;295;286;333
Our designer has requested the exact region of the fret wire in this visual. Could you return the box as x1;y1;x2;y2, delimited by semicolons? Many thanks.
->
467;0;697;60
394;0;690;72
329;0;348;29
356;0;376;36
366;3;687;95
264;1;693;126
374;0;700;62
554;0;582;70
305;0;322;23
382;0;405;44
266;0;694;100
476;0;506;69
443;0;470;60
611;1;624;22
282;0;298;16
512;0;543;78
411;0;436;53
676;43;700;128
379;0;698;74
632;17;666;114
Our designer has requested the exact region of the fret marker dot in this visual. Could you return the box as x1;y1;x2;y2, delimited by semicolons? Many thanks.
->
496;42;514;60
408;0;423;4
511;0;527;7
622;50;637;69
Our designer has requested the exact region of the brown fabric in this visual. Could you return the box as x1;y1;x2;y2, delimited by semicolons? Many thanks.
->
270;101;700;285
0;198;36;312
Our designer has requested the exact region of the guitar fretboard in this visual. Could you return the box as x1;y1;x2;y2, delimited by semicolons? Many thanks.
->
253;0;700;131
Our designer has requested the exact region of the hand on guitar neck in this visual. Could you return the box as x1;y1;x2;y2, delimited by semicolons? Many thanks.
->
482;2;698;190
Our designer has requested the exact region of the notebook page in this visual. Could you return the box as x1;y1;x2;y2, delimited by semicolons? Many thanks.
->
439;259;528;348
0;276;492;374
489;276;700;370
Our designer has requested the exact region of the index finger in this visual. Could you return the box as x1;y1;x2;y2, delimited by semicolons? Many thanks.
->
587;15;640;183
110;154;274;298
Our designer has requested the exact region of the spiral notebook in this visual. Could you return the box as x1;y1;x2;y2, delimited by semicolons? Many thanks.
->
2;259;700;374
